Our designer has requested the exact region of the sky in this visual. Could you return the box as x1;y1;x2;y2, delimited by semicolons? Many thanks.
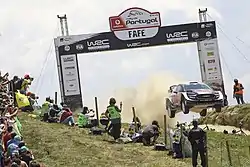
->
1;0;250;113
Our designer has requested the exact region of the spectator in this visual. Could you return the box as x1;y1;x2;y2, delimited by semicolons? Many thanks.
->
59;105;75;126
0;71;42;166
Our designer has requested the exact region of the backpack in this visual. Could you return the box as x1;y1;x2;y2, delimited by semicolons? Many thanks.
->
14;78;23;90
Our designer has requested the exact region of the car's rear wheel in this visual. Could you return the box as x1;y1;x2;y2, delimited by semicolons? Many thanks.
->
166;99;176;118
215;107;222;112
200;109;207;117
181;98;189;114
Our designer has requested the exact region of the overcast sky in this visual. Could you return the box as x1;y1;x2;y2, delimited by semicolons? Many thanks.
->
1;0;250;113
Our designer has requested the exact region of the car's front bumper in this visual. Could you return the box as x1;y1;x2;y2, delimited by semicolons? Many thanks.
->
186;99;224;108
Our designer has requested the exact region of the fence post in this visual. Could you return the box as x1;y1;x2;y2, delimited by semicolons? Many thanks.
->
237;155;241;167
226;141;232;166
119;101;123;111
54;92;58;104
204;132;208;167
94;97;99;127
163;115;167;146
131;107;138;133
249;146;250;157
220;141;223;167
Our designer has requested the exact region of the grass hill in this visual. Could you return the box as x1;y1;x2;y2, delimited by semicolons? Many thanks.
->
200;104;250;131
19;113;250;167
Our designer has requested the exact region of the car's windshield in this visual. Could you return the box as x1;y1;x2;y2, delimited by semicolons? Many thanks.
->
184;83;211;90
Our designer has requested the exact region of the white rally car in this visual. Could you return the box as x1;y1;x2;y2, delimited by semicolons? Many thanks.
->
165;81;224;118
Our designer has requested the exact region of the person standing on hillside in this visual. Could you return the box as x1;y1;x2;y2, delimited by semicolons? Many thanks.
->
105;97;121;141
188;120;207;167
233;79;245;104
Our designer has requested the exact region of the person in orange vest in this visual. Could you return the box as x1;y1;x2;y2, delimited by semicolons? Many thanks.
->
233;79;245;104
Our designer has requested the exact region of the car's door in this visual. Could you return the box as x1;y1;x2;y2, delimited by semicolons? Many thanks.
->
175;85;184;105
170;86;178;104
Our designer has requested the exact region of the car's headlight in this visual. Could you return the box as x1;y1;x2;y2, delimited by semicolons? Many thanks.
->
187;92;197;99
214;92;220;99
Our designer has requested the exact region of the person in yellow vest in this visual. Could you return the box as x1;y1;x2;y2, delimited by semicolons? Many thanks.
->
20;74;33;94
105;97;121;141
172;123;182;158
40;97;52;121
233;79;245;104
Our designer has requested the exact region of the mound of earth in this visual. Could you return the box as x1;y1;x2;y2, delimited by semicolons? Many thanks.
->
200;104;250;130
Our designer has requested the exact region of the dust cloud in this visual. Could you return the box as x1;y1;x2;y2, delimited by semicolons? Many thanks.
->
114;71;187;127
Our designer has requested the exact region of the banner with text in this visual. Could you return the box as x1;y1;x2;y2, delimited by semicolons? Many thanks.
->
199;38;226;95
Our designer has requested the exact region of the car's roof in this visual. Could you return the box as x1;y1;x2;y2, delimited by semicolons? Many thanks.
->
179;81;205;85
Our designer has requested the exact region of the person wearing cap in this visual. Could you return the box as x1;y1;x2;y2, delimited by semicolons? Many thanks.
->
188;120;206;167
105;97;122;141
19;146;34;166
7;142;19;157
20;74;33;94
141;120;160;146
7;135;22;147
233;79;245;104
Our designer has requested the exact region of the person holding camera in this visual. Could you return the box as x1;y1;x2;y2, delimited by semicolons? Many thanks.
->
142;120;160;146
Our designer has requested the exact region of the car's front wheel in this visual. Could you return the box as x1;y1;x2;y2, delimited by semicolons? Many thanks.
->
215;106;222;112
166;99;176;118
181;98;189;114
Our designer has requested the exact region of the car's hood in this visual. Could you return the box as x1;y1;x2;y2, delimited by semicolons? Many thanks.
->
190;89;214;94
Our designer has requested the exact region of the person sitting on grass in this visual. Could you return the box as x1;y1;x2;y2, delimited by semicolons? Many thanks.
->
59;104;75;126
77;107;92;128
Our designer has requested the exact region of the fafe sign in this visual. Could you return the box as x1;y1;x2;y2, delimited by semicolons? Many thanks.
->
109;7;161;40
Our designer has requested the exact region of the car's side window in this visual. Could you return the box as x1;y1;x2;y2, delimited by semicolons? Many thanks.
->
172;86;177;93
176;85;182;92
179;85;184;92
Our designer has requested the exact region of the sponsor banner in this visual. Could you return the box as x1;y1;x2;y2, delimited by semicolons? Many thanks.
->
109;7;161;31
199;38;225;94
109;8;161;40
56;21;217;55
60;54;81;96
114;27;159;40
200;38;222;81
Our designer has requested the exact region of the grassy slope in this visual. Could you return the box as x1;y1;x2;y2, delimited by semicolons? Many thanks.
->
19;113;250;167
200;104;250;130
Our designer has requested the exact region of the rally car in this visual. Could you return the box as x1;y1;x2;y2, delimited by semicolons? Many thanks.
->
165;81;224;118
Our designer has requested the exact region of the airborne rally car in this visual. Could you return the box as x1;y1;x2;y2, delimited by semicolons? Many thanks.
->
165;81;224;118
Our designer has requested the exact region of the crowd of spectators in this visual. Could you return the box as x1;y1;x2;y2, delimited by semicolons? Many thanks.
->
0;71;44;167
